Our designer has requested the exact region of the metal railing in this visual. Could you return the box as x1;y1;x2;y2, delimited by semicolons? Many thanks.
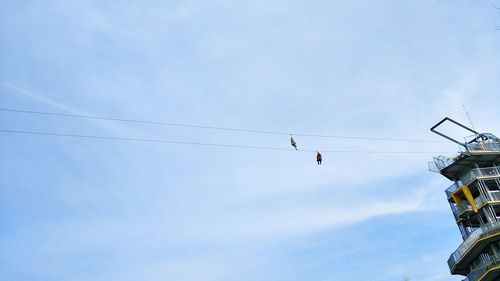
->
466;142;500;153
431;139;500;172
445;168;499;200
456;200;473;215
446;182;461;197
462;255;500;281
460;167;500;186
432;155;457;171
475;195;488;209
490;191;500;201
450;195;488;220
448;221;500;270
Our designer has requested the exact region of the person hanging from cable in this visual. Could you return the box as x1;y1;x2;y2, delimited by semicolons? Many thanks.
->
316;151;322;165
290;135;298;150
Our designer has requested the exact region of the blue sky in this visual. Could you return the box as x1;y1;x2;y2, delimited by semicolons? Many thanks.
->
1;1;500;281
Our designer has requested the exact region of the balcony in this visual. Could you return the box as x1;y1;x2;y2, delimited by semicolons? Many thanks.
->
466;141;500;154
449;195;490;222
430;139;500;179
446;168;500;198
460;167;500;186
463;255;500;281
448;222;500;273
430;155;457;172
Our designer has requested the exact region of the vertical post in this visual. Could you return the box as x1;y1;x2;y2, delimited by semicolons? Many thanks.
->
458;222;468;241
492;243;500;259
478;181;491;201
485;205;497;224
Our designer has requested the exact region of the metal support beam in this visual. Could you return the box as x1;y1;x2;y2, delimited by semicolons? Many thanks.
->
430;117;479;148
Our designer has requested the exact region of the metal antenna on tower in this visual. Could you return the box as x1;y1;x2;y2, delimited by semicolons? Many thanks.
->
462;105;477;132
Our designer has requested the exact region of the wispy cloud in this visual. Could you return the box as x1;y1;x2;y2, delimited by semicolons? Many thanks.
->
2;82;84;114
1;82;146;136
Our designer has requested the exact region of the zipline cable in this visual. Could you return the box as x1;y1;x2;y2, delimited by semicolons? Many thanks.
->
0;108;447;143
0;129;454;154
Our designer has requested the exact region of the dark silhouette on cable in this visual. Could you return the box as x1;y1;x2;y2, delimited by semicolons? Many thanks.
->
290;135;298;150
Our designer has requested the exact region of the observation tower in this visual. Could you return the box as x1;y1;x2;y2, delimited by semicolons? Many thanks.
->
429;118;500;281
